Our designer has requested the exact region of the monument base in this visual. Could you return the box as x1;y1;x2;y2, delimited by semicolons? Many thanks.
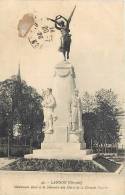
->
25;143;96;160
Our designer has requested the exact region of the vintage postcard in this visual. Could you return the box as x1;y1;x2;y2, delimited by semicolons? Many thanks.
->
0;0;125;195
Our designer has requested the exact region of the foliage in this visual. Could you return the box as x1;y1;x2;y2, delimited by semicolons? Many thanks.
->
2;158;107;172
82;91;96;113
0;76;44;147
82;89;121;148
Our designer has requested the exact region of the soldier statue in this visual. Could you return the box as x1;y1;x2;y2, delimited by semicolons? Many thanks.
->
42;88;56;134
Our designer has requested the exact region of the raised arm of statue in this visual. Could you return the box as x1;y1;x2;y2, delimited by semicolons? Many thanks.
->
47;17;61;28
47;16;68;31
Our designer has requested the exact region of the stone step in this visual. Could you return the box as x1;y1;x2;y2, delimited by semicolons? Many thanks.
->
34;148;91;154
33;148;91;154
25;153;96;160
41;142;81;150
30;148;92;160
34;149;91;154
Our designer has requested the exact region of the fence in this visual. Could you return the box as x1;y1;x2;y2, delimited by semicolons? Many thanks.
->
0;144;32;157
92;145;125;156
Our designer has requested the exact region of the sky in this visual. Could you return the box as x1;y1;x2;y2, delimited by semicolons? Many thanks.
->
0;0;124;101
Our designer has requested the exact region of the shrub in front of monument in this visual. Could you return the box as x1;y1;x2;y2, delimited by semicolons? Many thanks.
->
1;158;108;172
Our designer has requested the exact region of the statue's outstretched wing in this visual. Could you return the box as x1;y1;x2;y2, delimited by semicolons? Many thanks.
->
67;5;76;24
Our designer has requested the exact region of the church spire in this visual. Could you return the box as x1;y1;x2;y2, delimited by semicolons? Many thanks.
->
17;63;21;82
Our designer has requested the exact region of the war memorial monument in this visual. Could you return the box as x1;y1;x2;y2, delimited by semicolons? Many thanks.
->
25;6;94;160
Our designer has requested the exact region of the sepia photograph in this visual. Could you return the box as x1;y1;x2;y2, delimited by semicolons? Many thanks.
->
0;0;124;195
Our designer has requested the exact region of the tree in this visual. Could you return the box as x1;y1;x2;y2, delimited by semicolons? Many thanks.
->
81;89;121;148
81;91;96;113
0;79;14;138
0;76;44;147
82;112;98;148
95;89;120;145
81;92;97;148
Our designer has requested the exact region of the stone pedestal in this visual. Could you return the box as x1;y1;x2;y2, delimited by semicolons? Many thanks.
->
44;61;86;146
52;61;76;143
